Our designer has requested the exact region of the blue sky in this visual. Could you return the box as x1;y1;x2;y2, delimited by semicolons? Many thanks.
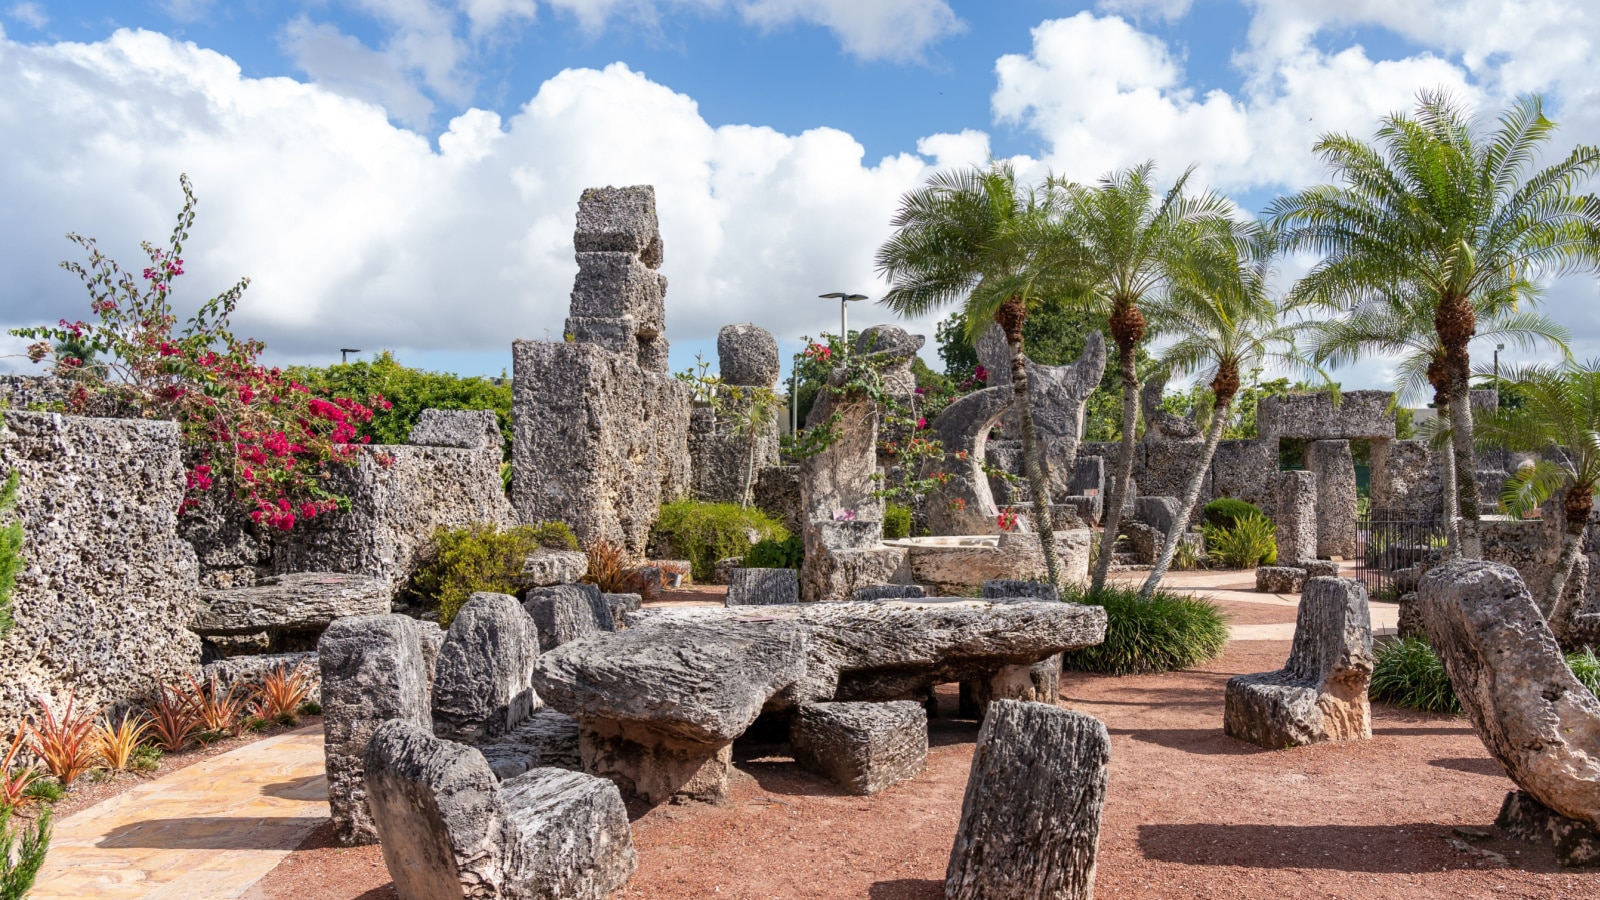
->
3;0;1598;392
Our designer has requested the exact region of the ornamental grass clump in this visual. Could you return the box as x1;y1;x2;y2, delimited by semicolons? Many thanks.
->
651;501;788;582
1202;511;1277;569
410;522;578;625
1372;638;1600;715
1060;584;1229;676
582;540;659;601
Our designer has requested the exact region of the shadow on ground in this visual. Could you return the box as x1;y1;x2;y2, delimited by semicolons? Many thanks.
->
869;877;943;898
98;817;323;850
1138;822;1518;873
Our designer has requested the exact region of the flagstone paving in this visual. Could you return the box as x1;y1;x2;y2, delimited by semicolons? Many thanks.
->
30;726;329;900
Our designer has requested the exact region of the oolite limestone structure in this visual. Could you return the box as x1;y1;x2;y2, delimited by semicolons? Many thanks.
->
513;186;693;556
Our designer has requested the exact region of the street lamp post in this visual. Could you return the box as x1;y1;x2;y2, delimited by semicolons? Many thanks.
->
339;348;361;364
818;292;868;351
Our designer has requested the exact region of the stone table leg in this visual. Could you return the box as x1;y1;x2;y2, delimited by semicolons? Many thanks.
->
580;719;733;806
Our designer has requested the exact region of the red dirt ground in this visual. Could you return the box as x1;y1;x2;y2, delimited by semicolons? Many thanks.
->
249;638;1599;900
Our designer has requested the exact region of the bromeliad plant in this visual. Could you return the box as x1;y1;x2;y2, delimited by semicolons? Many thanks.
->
144;685;199;753
92;711;152;773
10;175;387;531
28;695;97;789
251;662;316;726
0;732;40;812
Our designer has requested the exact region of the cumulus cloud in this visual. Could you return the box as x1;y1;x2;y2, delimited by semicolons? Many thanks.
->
1094;0;1192;23
0;29;952;372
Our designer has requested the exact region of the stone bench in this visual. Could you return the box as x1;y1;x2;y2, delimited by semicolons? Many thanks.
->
852;584;925;602
1225;577;1373;748
193;572;390;651
1254;566;1307;594
791;701;927;795
365;720;636;900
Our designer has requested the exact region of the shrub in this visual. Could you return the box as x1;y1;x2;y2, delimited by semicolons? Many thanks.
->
0;806;50;899
1202;512;1277;569
744;534;804;570
652;501;788;581
1203;497;1267;530
1369;637;1462;714
1372;639;1600;715
410;522;578;625
1060;585;1230;676
583;540;659;601
883;504;912;540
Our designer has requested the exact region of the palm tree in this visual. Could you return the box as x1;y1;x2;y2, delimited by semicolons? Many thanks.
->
1040;163;1237;592
1475;360;1600;645
1270;91;1600;558
1305;287;1570;552
877;162;1069;591
1139;224;1314;595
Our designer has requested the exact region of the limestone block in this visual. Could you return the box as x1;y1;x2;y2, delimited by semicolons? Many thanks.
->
900;530;1090;596
1370;438;1442;516
524;584;613;652
1255;566;1307;594
478;708;583;779
853;584;926;602
0;412;202;738
191;573;390;637
1295;559;1340;579
1140;374;1201;442
1069;455;1104;498
922;384;1012;535
688;399;779;504
432;593;541;744
1059;495;1102;528
1418;560;1600;829
801;545;909;603
1256;390;1395;441
752;465;802;534
945;701;1110;900
497;767;639;899
1496;790;1600;867
982;579;1061;603
727;567;800;606
602;593;640;631
570;252;663;328
515;550;588;588
1210;440;1280;518
408;409;502;451
791;701;928;795
1133;496;1181;536
717;323;780;387
1304;440;1358;558
1275;470;1318;566
511;340;692;557
574;184;662;267
1136;440;1212;505
1121;521;1165;565
319;614;432;846
1224;577;1373;749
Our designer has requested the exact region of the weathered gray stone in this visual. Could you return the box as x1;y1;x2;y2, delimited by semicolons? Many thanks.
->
726;567;799;606
478;708;583;779
1121;521;1165;566
1058;495;1102;528
791;701;928;795
531;619;809;804
319;614;431;845
712;557;740;585
408;409;502;451
1418;560;1600;829
1133;496;1180;536
1209;440;1281;520
802;545;910;604
977;327;1108;499
1370;438;1443;517
0;412;202;739
512;340;691;556
1140;374;1201;442
574;184;662;267
1225;577;1373;749
602;593;640;631
752;465;801;534
1275;470;1318;567
688;396;779;504
921;384;1012;536
945;701;1110;900
853;584;926;602
570;253;663;337
896;530;1091;596
191;572;390;637
514;550;588;589
717;323;780;387
1257;390;1395;442
982;579;1061;603
273;440;514;592
1304;440;1358;558
364;719;638;900
1295;559;1340;579
524;584;612;652
1255;566;1307;594
432;593;541;744
1496;790;1600;867
201;652;320;705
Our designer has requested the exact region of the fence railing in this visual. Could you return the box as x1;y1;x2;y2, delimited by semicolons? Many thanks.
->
1355;507;1446;600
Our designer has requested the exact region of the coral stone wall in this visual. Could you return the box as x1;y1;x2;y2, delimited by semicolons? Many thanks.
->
0;411;202;736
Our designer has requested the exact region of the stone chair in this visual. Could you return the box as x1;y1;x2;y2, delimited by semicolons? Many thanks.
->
1224;576;1373;749
364;720;637;900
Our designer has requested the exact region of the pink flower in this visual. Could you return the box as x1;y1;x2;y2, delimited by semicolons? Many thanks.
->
916;417;928;429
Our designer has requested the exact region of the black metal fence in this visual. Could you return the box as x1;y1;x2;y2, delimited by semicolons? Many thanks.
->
1355;507;1446;600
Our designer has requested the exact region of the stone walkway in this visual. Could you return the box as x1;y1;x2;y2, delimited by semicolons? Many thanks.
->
1114;564;1400;640
30;726;329;900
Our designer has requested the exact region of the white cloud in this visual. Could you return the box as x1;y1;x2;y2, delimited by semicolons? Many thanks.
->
1094;0;1192;23
0;29;953;372
6;2;45;29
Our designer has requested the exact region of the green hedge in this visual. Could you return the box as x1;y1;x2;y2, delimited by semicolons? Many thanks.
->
744;534;804;569
409;522;577;625
1060;584;1229;675
1371;638;1600;714
1202;497;1266;530
652;501;789;581
883;504;912;540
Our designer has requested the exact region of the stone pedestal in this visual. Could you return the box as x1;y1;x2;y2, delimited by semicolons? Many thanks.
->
580;719;733;805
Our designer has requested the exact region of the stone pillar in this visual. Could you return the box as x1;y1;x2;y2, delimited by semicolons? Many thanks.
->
1304;440;1358;558
1275;470;1318;564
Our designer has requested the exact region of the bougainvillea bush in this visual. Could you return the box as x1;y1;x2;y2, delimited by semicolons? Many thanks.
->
10;175;385;531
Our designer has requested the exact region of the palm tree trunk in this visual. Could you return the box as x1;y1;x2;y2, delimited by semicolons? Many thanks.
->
1545;486;1595;647
1008;332;1063;593
1438;295;1482;558
742;430;757;508
1091;343;1140;592
1142;398;1230;596
1435;398;1460;558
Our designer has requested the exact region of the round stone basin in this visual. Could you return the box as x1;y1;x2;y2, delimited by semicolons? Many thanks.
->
881;530;1093;595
